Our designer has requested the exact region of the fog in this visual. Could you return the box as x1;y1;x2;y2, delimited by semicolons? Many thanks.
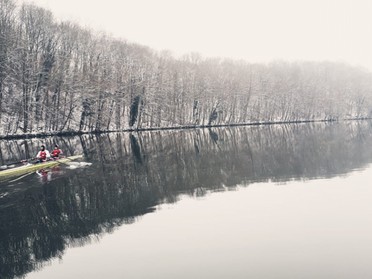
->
19;0;372;70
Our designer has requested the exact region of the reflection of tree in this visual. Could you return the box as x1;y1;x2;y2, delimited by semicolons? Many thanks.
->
130;134;143;164
0;122;372;278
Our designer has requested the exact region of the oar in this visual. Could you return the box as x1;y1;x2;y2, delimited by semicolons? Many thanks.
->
0;158;36;169
51;157;71;166
8;171;35;183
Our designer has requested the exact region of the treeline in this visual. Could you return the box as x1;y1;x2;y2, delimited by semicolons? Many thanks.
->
1;0;372;136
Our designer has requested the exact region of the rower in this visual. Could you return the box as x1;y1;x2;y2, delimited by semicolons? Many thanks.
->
36;145;51;162
51;144;63;159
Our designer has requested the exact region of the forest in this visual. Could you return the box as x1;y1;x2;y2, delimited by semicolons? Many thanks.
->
1;0;372;136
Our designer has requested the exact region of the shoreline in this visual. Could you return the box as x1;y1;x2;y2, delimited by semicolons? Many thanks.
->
1;118;371;140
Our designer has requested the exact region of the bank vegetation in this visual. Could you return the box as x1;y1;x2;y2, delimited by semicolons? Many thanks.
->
1;0;371;137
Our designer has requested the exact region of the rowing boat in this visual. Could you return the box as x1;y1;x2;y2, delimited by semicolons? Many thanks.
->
0;155;83;181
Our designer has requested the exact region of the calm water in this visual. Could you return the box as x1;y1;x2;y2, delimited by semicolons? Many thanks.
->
0;122;372;279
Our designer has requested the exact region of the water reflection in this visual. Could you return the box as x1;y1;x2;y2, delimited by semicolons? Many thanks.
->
0;122;372;278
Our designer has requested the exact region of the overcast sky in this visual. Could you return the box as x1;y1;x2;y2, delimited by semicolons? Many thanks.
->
18;0;372;70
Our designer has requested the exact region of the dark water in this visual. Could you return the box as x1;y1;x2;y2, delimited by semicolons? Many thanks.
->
1;122;372;279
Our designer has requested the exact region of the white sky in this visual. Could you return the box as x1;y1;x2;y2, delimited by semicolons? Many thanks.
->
18;0;372;70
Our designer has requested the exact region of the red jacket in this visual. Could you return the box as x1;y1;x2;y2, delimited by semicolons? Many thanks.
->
39;151;47;160
51;149;62;158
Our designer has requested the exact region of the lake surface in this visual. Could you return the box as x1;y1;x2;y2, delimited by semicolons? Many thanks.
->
1;122;372;279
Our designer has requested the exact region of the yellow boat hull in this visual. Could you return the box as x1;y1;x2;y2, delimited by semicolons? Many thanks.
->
0;155;83;181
